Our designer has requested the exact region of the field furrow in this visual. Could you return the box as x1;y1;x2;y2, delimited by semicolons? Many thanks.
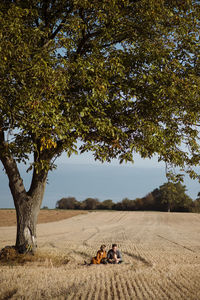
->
0;211;200;299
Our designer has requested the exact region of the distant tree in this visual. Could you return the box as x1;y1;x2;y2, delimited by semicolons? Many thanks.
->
82;198;99;210
99;199;114;210
56;197;78;210
121;198;136;211
173;183;193;212
152;182;193;212
133;198;142;210
192;200;200;213
113;202;122;211
42;206;48;210
190;193;200;213
161;183;178;212
151;188;165;211
141;193;155;210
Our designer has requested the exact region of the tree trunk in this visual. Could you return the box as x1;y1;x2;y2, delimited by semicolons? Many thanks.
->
14;185;45;253
14;195;40;253
167;202;171;212
0;153;47;253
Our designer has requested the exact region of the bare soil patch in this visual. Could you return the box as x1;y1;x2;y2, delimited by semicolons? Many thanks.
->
0;209;86;227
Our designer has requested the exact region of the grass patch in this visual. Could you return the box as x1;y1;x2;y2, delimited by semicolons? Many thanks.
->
0;246;70;267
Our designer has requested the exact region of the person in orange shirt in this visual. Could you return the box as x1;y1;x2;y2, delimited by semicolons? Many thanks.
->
91;245;107;264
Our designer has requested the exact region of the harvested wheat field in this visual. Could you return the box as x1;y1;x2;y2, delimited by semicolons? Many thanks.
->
0;211;200;300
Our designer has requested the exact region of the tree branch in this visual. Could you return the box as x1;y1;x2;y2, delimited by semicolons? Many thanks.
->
0;144;27;202
48;5;74;41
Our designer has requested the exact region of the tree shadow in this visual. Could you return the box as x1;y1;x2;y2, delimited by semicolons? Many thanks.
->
1;288;18;300
73;250;91;259
123;251;153;267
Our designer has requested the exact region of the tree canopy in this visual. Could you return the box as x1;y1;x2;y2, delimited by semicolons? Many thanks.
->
0;0;200;174
151;182;193;212
0;0;200;253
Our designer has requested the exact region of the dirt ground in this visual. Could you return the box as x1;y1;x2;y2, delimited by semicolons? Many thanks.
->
0;211;200;300
0;209;86;227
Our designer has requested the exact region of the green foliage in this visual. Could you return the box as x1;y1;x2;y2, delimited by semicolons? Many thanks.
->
191;193;200;212
0;0;200;176
82;198;99;210
56;197;78;209
151;182;193;212
120;198;136;210
56;197;99;210
99;199;114;210
56;181;194;212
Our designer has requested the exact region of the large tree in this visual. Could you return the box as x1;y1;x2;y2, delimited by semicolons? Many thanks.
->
0;0;199;253
151;182;193;212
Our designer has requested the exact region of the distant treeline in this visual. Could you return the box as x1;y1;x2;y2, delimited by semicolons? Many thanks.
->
56;182;200;213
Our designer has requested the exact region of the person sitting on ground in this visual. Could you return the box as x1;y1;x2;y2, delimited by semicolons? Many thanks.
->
107;244;122;264
91;244;107;264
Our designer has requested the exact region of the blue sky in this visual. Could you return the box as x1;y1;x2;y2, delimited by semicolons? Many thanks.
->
1;151;200;209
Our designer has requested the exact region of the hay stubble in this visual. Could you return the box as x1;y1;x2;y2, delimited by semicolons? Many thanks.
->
0;211;200;299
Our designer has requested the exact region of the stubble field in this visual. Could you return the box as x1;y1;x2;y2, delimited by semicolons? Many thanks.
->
0;211;200;300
